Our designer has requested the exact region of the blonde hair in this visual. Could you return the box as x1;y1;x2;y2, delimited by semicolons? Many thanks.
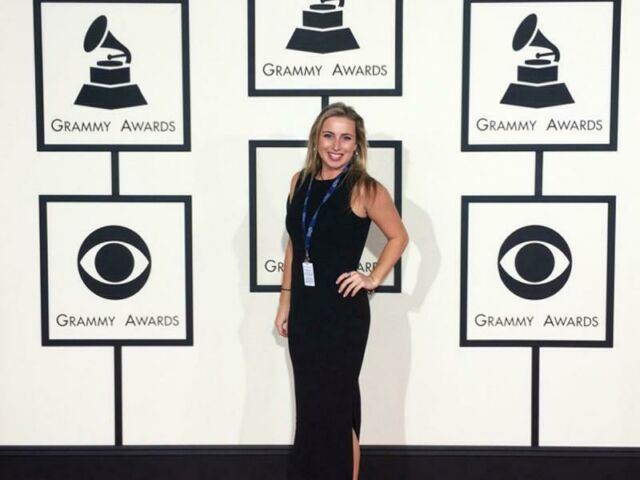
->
300;102;377;202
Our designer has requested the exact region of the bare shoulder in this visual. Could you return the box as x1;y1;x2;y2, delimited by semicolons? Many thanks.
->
366;178;396;217
361;177;404;239
352;175;387;217
364;176;391;206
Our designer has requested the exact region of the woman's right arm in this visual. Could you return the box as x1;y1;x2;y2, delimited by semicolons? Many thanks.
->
275;238;293;337
275;171;300;338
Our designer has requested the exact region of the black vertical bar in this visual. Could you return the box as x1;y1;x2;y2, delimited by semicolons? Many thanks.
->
111;151;120;196
394;142;402;293
181;0;191;150
114;345;123;446
531;346;540;448
39;197;50;345
184;197;194;345
534;151;543;196
533;148;543;445
605;198;616;348
321;96;329;109
609;0;621;150
247;0;256;96
460;0;471;150
33;0;45;150
395;0;403;96
249;142;257;291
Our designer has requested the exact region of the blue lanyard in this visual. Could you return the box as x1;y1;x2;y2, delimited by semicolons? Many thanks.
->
301;166;349;261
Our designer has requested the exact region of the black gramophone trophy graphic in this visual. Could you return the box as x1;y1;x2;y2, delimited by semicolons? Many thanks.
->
286;0;359;54
74;15;147;110
501;14;574;109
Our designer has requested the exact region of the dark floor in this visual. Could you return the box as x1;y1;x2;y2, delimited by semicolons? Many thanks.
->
2;447;640;480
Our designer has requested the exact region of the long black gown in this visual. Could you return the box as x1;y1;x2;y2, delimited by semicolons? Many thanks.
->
285;173;372;480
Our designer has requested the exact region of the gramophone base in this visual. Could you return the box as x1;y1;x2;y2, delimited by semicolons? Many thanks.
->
500;82;574;109
90;66;131;85
517;64;558;84
74;83;147;110
302;9;343;29
286;28;359;54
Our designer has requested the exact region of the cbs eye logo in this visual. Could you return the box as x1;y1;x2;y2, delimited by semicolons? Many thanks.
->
77;225;151;300
497;225;572;300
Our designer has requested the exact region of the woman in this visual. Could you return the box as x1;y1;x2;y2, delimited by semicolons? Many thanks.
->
275;102;408;480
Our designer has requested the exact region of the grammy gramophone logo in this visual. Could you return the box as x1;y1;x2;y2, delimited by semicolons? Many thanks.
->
74;15;147;110
286;0;359;54
501;14;574;109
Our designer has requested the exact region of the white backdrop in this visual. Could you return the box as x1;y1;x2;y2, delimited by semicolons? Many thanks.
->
1;0;639;448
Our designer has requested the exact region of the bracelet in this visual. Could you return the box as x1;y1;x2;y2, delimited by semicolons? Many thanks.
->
281;287;291;291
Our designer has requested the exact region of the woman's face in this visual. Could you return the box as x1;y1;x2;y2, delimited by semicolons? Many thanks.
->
316;116;357;175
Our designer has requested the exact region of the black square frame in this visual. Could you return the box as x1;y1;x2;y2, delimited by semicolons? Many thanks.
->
460;195;616;348
39;195;193;346
33;0;191;152
461;0;621;152
248;0;403;97
249;139;403;293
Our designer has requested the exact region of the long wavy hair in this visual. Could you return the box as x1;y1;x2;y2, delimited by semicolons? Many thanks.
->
300;102;378;203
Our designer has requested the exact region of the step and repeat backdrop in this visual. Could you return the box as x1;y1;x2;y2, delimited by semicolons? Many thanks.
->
1;0;639;450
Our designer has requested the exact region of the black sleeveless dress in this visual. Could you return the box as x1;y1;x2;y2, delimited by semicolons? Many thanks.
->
285;173;372;480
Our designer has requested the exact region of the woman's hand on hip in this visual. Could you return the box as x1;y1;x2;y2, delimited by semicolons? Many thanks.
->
336;271;378;297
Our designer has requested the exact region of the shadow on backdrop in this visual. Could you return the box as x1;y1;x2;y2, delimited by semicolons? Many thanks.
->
237;213;296;445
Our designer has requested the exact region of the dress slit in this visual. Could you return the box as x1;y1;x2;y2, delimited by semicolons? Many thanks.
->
352;381;361;440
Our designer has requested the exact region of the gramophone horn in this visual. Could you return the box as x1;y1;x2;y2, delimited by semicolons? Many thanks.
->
83;15;132;64
512;14;538;50
83;15;108;52
511;13;560;62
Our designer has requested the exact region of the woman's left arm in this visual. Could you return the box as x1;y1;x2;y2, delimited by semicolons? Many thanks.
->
337;184;409;296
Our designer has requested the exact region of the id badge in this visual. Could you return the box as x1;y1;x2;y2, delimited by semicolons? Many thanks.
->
302;261;315;287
